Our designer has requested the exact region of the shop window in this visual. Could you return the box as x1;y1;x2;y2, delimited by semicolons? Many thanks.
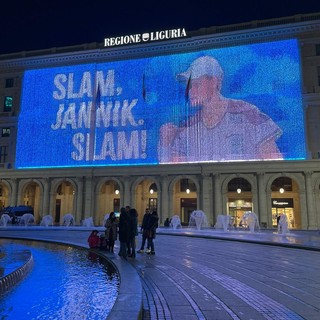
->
4;96;13;112
0;146;8;163
2;128;10;137
5;78;14;88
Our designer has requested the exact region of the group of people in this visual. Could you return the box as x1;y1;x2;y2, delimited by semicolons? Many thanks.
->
87;206;159;259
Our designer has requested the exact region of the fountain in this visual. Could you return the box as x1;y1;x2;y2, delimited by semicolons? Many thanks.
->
170;215;181;229
215;215;231;232
0;214;11;226
40;215;53;227
20;213;35;226
278;214;289;235
82;217;94;227
188;210;208;230
62;213;74;226
241;211;260;233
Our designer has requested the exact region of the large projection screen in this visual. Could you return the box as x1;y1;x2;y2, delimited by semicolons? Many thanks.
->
16;39;306;168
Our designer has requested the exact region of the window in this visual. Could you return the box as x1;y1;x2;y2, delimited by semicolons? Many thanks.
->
318;66;320;86
5;78;14;88
0;146;8;163
1;128;10;137
316;44;320;56
4;96;13;112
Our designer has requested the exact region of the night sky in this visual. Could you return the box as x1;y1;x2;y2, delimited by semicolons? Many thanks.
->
1;0;320;55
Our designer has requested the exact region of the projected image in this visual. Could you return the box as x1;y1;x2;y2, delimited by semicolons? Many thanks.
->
16;39;306;168
158;55;283;163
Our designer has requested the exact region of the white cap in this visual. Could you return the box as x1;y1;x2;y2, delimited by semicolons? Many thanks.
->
177;56;224;81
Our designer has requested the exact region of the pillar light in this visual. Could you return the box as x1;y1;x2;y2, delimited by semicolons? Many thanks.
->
279;188;284;194
237;188;241;194
186;188;190;194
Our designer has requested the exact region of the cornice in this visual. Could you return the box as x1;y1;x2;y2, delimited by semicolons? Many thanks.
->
1;19;320;72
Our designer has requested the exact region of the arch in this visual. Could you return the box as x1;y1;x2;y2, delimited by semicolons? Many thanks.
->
220;174;256;227
167;175;200;225
0;179;12;208
131;176;160;222
95;177;123;226
18;179;44;223
50;178;76;225
266;173;303;229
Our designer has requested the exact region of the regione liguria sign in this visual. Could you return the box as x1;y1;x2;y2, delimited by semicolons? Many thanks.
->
104;28;187;47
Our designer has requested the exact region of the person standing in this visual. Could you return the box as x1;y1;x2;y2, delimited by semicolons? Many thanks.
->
118;207;130;259
128;208;138;258
105;211;118;253
145;211;159;255
137;208;151;253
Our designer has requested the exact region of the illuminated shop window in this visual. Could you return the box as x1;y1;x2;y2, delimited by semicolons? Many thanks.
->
5;78;14;88
0;146;8;163
1;128;10;137
4;96;13;112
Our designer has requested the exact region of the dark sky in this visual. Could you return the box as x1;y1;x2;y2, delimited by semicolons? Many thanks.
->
1;0;320;55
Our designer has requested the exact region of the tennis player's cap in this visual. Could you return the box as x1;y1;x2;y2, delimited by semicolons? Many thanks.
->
177;56;224;81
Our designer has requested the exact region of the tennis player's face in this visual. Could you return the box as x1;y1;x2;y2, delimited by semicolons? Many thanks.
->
188;76;219;107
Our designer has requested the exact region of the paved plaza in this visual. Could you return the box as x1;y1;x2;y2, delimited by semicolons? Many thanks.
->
1;227;320;320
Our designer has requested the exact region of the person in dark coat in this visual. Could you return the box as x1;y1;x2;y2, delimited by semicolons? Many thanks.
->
105;211;118;253
145;211;159;255
118;207;130;259
127;208;138;258
137;208;151;253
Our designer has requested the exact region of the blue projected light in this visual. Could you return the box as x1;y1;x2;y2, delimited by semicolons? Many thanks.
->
16;39;306;168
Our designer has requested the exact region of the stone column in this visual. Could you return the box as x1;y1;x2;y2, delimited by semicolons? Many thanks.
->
199;174;213;225
160;175;169;223
10;178;18;206
257;172;268;227
76;177;84;222
214;174;222;221
304;171;316;229
42;178;50;216
123;177;131;207
83;176;94;223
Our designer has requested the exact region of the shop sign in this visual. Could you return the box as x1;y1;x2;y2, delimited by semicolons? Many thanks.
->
271;198;294;208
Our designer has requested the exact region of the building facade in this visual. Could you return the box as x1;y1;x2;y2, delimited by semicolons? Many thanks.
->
1;13;320;229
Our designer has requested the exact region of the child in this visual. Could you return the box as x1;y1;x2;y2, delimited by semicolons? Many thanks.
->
88;230;100;248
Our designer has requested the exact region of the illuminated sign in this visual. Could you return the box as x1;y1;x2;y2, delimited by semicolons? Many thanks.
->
104;28;187;47
272;199;294;207
16;39;306;169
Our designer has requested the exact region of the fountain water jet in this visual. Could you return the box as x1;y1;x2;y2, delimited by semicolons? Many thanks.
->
0;214;11;226
82;217;94;227
241;211;260;233
188;210;208;230
215;215;231;232
40;215;53;227
20;213;34;226
278;214;289;235
170;215;181;229
62;213;74;226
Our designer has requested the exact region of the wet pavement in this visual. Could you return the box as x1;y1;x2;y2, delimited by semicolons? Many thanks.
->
1;226;320;319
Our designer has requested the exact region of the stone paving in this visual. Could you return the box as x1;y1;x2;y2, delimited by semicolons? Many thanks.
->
1;226;320;320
